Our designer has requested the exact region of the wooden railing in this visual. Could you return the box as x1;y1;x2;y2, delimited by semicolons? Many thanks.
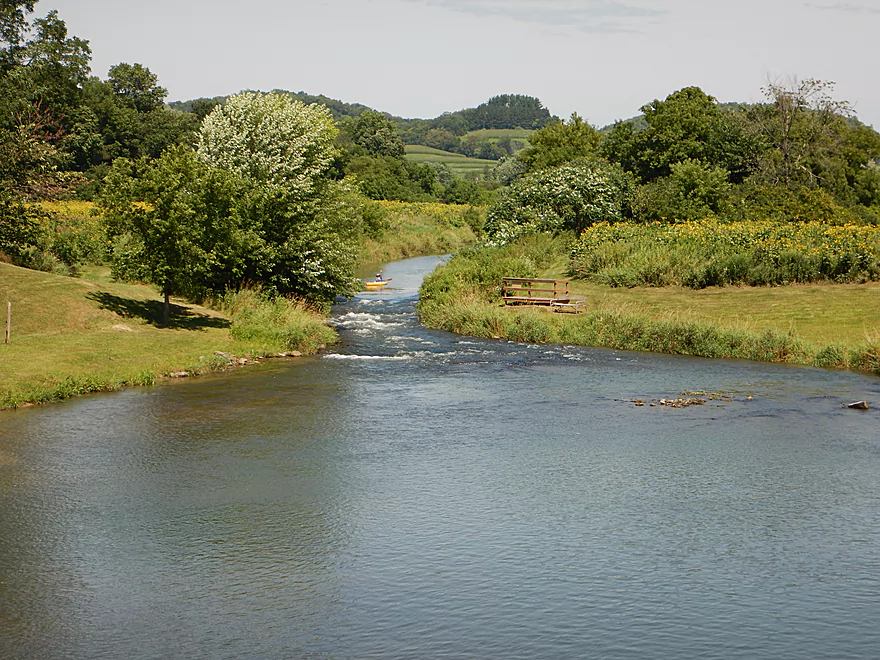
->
502;278;585;313
502;278;569;304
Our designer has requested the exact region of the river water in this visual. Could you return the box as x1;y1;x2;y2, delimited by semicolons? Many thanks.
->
1;256;879;659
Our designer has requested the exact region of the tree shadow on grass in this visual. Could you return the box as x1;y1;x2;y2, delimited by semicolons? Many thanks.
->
87;292;231;330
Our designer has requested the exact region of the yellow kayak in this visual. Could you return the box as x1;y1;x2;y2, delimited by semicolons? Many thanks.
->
364;280;390;290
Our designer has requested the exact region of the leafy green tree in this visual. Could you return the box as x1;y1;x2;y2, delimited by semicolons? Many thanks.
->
75;71;198;169
0;119;61;195
639;87;724;176
429;162;455;186
76;76;135;162
458;134;481;157
485;160;635;245
423;127;460;152
460;94;553;131
745;79;880;204
341;109;404;158
0;7;91;144
97;147;250;325
441;178;483;205
854;165;880;209
0;184;40;261
518;113;602;171
190;97;221;120
0;1;35;52
346;155;437;202
490;155;529;186
495;136;523;156
726;182;861;225
476;140;504;161
599;120;641;178
137;107;199;158
636;159;731;221
199;92;338;196
602;87;755;183
431;112;469;136
0;2;75;261
107;62;167;113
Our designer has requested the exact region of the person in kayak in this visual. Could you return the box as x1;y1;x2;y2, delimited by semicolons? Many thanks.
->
375;271;383;282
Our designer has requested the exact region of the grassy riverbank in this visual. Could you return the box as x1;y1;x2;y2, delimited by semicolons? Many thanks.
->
0;263;335;409
418;236;880;375
360;201;481;264
1;200;482;409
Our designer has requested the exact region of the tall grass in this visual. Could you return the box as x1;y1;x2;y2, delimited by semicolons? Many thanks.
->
571;220;880;288
210;288;336;354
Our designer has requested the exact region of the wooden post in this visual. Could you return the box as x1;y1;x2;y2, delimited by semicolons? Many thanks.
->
5;301;10;344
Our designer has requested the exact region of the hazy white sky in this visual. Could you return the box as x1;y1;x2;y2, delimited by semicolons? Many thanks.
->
46;0;880;127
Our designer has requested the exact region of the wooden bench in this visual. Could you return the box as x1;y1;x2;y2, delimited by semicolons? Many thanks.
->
502;278;585;313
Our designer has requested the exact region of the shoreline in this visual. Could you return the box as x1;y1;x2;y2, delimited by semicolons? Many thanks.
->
0;343;329;412
419;300;880;377
415;246;880;378
0;262;337;411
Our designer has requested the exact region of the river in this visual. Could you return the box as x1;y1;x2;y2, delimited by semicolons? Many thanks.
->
1;255;879;659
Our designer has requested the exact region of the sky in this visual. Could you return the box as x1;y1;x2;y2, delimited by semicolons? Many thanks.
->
45;0;880;128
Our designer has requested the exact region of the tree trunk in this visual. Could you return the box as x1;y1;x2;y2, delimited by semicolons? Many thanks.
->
163;290;170;327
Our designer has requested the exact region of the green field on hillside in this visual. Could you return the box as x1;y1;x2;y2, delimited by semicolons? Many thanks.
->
463;128;534;142
404;145;497;176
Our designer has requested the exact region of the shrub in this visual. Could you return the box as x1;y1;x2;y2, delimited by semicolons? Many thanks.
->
484;160;635;245
725;184;862;225
635;159;731;221
359;199;390;238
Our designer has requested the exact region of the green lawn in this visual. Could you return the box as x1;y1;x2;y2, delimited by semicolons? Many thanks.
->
561;282;880;347
536;257;880;346
405;145;497;176
0;263;309;408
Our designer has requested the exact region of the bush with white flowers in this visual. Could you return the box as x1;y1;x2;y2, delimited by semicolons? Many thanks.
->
198;93;359;301
484;161;633;246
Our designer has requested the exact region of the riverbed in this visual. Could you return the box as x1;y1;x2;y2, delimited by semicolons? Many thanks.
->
1;256;878;659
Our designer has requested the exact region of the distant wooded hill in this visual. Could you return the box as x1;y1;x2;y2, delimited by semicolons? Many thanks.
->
170;91;555;147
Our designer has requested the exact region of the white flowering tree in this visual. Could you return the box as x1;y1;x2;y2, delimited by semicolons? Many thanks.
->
484;161;634;246
198;92;360;301
199;92;337;196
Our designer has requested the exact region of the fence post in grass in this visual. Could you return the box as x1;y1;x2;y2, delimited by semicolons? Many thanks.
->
5;302;10;344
